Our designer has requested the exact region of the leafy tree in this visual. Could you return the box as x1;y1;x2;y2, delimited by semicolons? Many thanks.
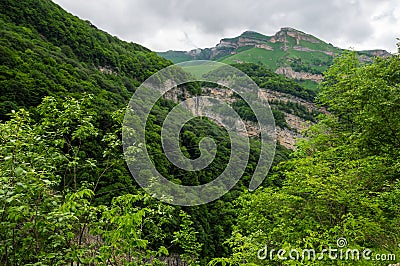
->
0;97;204;265
211;53;400;265
319;52;400;155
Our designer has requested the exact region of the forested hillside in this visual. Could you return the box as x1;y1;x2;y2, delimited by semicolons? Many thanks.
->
1;0;399;265
0;0;290;264
0;0;171;121
210;51;400;265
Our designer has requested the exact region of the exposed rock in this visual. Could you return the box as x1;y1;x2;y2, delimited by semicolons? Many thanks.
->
275;66;323;83
270;27;320;45
283;27;320;44
217;40;237;49
361;49;391;58
238;37;264;47
204;87;234;101
188;48;202;56
160;28;391;76
217;36;272;50
162;84;329;150
285;113;309;132
160;254;187;266
276;113;310;150
276;127;301;150
293;45;334;56
258;89;328;115
97;66;117;75
255;43;274;50
358;55;374;63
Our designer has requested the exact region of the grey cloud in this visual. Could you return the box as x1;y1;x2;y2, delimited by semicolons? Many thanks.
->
53;0;399;52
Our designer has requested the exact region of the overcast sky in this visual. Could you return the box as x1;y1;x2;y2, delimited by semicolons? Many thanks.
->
53;0;399;53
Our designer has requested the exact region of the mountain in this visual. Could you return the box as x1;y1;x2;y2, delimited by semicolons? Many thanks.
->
0;0;171;120
2;0;399;265
159;28;391;88
0;0;327;150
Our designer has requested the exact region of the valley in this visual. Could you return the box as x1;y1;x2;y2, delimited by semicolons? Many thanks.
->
1;0;399;265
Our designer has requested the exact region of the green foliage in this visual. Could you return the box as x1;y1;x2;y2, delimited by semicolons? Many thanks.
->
143;97;292;263
1;1;297;260
319;52;400;156
231;99;257;122
0;0;170;75
0;0;171;120
269;99;320;123
231;63;317;101
289;56;332;75
212;53;400;265
159;51;194;63
173;211;203;265
226;64;318;130
0;97;204;265
9;1;397;265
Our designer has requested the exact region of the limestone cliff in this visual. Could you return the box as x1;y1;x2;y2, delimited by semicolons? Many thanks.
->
275;67;323;83
164;86;323;150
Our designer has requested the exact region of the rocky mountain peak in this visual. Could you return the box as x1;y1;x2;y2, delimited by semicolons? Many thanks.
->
270;27;321;45
159;28;391;84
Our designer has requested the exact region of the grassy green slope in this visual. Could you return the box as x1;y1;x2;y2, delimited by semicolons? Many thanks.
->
221;33;340;73
221;47;286;70
159;50;194;63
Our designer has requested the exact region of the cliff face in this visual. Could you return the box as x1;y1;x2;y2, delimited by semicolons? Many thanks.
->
164;86;323;150
275;67;324;82
270;27;321;45
218;34;270;48
360;49;391;57
218;28;322;50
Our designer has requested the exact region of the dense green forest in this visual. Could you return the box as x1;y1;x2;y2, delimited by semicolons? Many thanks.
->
1;0;400;265
209;52;400;265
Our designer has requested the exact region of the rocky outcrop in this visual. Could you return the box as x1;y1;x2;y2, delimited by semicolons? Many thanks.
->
270;27;321;45
258;89;328;114
255;43;273;50
160;254;187;266
285;113;309;132
160;28;391;79
293;45;334;56
275;66;324;82
276;127;302;150
204;87;234;101
164;86;325;150
277;113;309;150
361;49;391;58
97;66;117;75
286;29;320;44
217;36;273;50
359;49;392;63
188;48;202;56
217;40;237;49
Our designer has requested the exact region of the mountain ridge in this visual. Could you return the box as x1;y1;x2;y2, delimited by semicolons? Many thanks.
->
160;27;390;61
159;28;391;85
